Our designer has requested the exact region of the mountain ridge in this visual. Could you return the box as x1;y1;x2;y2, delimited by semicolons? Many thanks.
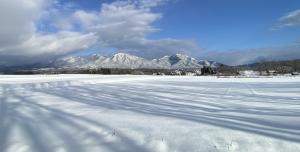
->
53;53;218;69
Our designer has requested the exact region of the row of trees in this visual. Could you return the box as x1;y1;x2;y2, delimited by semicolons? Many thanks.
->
215;59;300;76
254;59;300;74
4;66;216;75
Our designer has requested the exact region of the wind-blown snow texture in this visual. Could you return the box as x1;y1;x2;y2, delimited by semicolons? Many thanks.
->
1;75;300;152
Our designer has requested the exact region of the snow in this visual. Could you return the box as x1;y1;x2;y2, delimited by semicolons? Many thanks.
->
54;53;211;69
1;75;300;152
152;54;203;69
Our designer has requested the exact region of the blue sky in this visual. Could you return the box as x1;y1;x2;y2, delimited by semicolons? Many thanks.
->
1;0;300;65
152;0;300;50
57;0;300;50
64;0;300;64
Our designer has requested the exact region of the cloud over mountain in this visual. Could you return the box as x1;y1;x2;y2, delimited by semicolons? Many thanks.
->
202;45;300;66
0;0;200;66
0;0;98;66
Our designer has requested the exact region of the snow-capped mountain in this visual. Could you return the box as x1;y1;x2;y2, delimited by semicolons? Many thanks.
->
54;56;89;68
53;53;216;69
152;54;203;69
101;53;161;69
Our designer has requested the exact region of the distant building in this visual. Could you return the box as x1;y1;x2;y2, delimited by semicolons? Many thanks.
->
171;70;182;76
158;72;166;76
238;70;259;77
267;70;277;76
185;72;196;76
194;70;202;76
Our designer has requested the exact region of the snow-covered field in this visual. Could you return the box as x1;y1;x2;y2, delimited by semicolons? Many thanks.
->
1;75;300;152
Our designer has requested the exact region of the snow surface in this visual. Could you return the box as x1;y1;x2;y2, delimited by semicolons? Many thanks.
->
1;75;300;152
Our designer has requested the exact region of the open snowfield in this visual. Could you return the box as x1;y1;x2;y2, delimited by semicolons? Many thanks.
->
1;75;300;152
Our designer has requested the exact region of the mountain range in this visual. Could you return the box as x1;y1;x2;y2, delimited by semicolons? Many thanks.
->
52;53;217;69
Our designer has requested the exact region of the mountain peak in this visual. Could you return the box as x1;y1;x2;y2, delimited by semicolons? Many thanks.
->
174;53;188;57
112;53;140;62
113;52;130;57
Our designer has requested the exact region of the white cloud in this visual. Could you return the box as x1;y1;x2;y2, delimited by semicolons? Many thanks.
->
0;0;44;47
73;10;99;28
73;1;162;37
71;0;200;58
0;0;199;66
0;31;97;65
0;0;98;65
133;0;168;8
16;32;96;55
273;9;300;30
124;38;200;58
